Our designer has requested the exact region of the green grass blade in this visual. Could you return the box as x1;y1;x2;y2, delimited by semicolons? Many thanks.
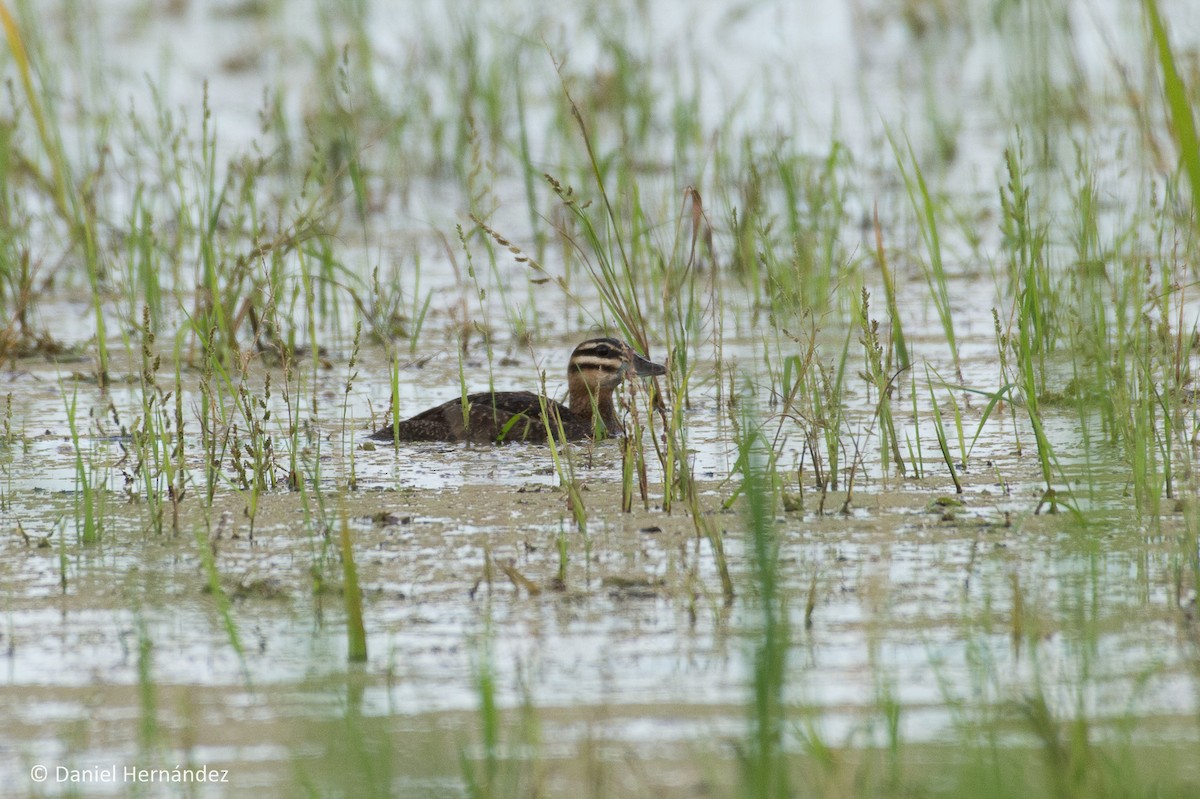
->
1145;0;1200;222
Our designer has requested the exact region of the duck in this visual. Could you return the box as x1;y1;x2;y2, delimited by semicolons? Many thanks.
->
369;337;666;443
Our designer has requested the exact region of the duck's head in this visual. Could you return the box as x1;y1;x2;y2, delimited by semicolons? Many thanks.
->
567;337;666;394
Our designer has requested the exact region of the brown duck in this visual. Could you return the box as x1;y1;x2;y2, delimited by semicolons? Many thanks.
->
369;337;666;443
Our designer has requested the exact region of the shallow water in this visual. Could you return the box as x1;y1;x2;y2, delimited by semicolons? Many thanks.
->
3;401;1196;795
4;0;1200;797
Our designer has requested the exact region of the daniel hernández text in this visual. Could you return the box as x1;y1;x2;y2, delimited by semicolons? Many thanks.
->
30;764;230;784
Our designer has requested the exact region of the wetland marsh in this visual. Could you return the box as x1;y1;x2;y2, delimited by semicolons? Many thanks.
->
2;0;1200;797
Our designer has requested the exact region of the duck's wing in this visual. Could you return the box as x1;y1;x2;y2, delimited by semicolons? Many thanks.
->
368;395;478;442
370;392;585;443
459;391;567;442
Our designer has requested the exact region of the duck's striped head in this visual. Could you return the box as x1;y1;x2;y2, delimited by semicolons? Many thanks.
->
568;337;666;391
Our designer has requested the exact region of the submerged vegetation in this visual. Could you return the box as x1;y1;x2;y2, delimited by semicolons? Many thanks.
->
1;0;1199;796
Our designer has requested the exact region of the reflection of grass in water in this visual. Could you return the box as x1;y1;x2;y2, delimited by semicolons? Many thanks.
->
340;508;367;664
737;403;788;799
63;386;102;546
193;512;249;682
459;625;545;799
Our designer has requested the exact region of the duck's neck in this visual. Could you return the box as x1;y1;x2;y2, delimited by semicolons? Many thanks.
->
568;382;619;435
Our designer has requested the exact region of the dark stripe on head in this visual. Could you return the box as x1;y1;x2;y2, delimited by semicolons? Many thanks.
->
573;337;625;360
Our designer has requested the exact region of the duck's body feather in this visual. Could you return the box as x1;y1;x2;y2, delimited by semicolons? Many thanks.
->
369;391;594;443
369;337;665;445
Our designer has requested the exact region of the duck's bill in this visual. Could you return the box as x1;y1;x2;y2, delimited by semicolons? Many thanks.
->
631;352;667;377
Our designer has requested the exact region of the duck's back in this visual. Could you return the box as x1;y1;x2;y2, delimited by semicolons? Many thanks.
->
370;391;592;443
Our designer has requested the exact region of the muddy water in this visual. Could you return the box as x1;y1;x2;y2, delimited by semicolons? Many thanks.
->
2;281;1197;796
4;0;1200;797
2;328;1197;796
